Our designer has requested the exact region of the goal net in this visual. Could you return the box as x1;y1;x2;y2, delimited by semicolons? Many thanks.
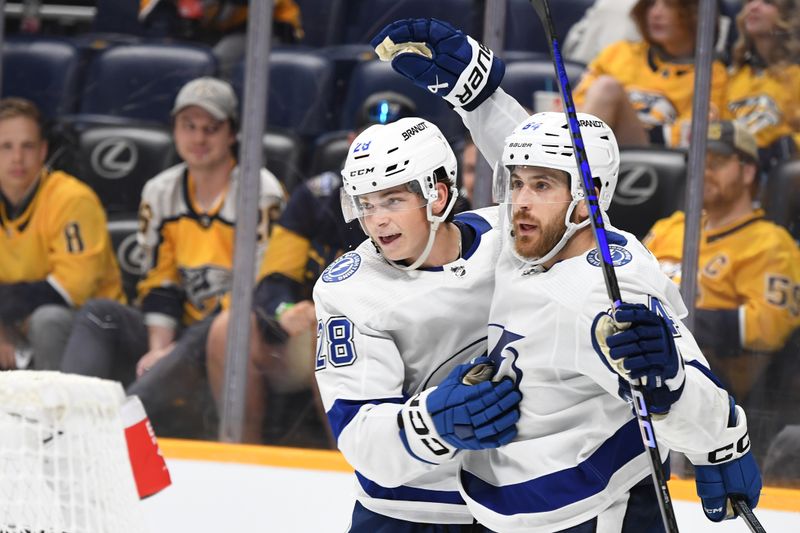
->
0;371;148;533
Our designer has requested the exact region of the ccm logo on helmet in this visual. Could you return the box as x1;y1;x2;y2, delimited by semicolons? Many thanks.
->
402;122;428;141
349;168;375;177
509;143;533;148
454;43;492;106
707;432;751;464
579;119;605;128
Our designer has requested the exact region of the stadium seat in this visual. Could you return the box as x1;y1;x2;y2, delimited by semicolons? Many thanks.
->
93;0;145;34
60;124;178;214
718;0;742;63
309;130;350;176
107;216;145;304
340;60;463;141
79;43;217;124
263;129;305;191
339;0;481;45
231;49;335;138
607;147;688;239
500;58;586;111
2;37;83;120
504;0;595;54
296;0;345;46
763;160;800;241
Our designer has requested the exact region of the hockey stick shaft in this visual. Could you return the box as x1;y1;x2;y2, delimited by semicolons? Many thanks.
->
732;498;767;533
528;1;679;532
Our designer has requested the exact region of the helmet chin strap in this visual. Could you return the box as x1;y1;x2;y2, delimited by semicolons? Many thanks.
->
386;186;459;272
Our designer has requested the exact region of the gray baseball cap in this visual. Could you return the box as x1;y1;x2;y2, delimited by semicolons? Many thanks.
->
707;120;758;163
172;77;238;122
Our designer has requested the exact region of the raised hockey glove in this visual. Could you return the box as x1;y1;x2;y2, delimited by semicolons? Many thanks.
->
398;357;521;464
687;398;762;522
371;18;505;111
592;303;685;414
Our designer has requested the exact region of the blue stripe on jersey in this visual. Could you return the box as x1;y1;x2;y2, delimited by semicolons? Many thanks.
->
356;471;466;505
455;211;492;260
686;359;726;389
460;417;644;515
327;397;405;441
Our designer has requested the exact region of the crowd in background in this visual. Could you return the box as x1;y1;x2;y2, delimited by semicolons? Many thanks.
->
2;0;800;485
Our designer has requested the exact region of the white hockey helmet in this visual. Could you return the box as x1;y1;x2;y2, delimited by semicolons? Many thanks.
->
494;111;620;266
341;117;458;270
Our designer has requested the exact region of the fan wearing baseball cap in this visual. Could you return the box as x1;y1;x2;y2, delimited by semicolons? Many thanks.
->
60;77;286;434
204;91;424;443
645;120;800;404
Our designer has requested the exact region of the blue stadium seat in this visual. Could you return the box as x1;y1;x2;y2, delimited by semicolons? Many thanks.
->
263;129;306;191
607;147;688;239
60;123;178;214
309;130;350;176
340;0;481;45
231;49;335;138
500;59;585;112
504;0;595;53
79;43;217;123
295;0;345;46
764;161;800;242
2;37;83;120
719;0;743;63
340;60;463;141
107;216;145;304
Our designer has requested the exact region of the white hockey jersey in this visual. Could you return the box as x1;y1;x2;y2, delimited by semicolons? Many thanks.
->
457;229;732;532
312;207;501;524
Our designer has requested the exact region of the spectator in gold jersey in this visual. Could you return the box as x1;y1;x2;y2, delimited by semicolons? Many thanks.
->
644;120;800;402
727;0;800;169
0;97;124;371
573;0;728;147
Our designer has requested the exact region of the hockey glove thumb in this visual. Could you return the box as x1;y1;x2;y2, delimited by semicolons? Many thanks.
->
591;302;685;414
687;399;762;522
371;18;505;111
398;357;521;464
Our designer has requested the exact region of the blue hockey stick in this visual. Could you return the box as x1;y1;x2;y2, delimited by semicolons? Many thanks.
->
528;1;679;531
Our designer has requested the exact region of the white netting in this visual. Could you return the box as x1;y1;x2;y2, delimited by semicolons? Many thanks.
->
0;371;147;533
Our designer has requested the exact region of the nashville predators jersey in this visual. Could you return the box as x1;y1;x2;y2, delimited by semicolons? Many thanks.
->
137;163;284;327
644;209;800;352
574;40;729;147
0;170;124;306
727;63;800;149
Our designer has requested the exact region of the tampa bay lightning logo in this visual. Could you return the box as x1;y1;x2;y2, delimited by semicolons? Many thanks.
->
322;252;362;283
586;245;633;268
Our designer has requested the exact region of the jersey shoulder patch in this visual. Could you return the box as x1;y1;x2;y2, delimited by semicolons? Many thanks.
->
586;244;633;268
321;251;362;283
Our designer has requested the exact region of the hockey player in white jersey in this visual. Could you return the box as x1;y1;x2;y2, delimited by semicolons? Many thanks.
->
372;17;762;533
313;116;522;531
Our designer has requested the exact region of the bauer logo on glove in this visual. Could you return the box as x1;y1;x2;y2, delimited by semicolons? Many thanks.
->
371;18;505;111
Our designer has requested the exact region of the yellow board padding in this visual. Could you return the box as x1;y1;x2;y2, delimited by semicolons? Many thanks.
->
160;438;351;472
159;438;800;512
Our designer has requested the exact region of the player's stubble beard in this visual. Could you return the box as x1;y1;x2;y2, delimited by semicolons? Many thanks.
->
512;202;569;260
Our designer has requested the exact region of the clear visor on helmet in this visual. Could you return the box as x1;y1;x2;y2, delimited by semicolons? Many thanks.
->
340;182;430;223
492;162;573;206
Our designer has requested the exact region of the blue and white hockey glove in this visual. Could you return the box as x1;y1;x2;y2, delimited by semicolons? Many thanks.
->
687;398;762;522
591;303;685;414
371;18;505;111
398;357;521;464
